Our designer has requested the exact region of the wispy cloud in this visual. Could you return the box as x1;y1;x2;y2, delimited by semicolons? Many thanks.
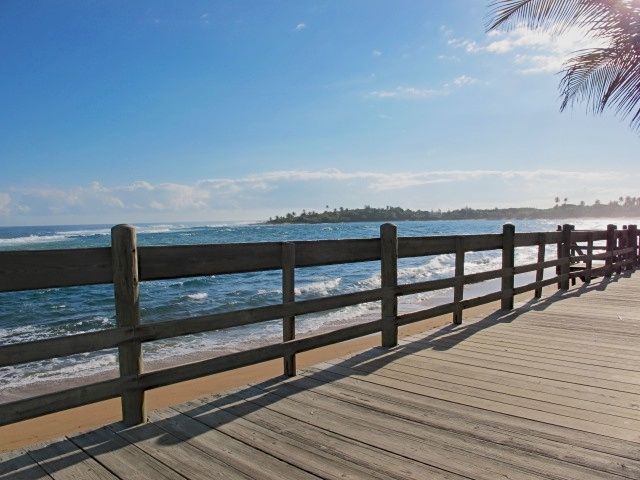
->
437;54;460;62
369;86;444;99
447;25;607;74
294;23;306;32
369;74;478;100
372;49;382;57
452;75;477;86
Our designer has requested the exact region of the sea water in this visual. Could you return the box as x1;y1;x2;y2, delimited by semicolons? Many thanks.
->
0;218;632;397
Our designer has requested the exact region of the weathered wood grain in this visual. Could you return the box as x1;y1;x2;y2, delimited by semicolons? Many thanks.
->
281;242;296;377
380;223;398;347
452;237;464;324
0;377;128;427
0;248;112;292
501;224;515;309
111;225;145;426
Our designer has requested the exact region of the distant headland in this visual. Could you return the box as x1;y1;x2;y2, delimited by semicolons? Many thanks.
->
266;197;640;224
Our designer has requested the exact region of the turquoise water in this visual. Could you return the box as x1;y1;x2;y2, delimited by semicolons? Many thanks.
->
0;218;629;392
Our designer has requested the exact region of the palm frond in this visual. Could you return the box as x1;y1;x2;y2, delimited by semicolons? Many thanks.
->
488;0;640;131
487;0;632;36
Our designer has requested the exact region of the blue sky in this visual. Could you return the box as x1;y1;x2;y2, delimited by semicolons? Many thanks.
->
0;0;638;225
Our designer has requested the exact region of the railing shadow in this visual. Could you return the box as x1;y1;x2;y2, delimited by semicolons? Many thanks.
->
2;269;634;476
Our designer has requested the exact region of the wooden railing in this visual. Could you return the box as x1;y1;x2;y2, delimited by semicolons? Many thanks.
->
0;222;638;427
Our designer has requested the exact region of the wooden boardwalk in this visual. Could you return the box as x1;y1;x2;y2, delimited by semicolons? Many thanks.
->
3;272;640;479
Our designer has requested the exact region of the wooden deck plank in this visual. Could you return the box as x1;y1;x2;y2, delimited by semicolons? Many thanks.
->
69;427;187;480
391;341;640;394
106;422;251;480
299;365;640;462
412;333;640;372
237;381;629;480
448;335;640;369
394;339;640;390
468;329;640;360
403;337;640;382
370;351;640;416
27;440;118;480
299;365;640;458
316;359;640;442
175;396;466;480
147;408;320;480
325;355;640;430
228;387;545;480
289;370;640;478
0;450;53;480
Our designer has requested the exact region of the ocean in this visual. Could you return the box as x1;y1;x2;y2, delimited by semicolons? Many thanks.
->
0;218;633;399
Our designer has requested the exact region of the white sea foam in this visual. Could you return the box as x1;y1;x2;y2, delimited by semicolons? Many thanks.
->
137;224;190;234
58;228;111;237
0;352;118;388
295;277;342;296
0;234;69;246
187;292;208;300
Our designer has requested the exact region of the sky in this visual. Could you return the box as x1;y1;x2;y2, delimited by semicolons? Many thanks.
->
0;0;638;226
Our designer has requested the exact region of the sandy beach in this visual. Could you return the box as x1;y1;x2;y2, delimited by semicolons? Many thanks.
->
0;284;556;453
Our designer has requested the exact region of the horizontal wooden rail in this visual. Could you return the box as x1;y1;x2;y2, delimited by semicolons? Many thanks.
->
0;248;112;292
0;376;128;427
513;258;568;275
0;222;638;427
513;231;561;247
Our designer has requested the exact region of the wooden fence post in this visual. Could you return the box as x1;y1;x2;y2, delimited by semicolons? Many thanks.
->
381;223;398;348
560;224;572;290
629;225;638;268
111;224;146;426
282;242;296;377
606;224;616;277
501;224;515;310
453;237;464;324
585;232;593;283
619;226;627;274
534;233;545;298
555;225;562;289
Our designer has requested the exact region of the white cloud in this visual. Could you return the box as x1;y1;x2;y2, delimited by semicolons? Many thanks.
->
294;23;306;31
372;49;382;57
437;54;460;62
369;74;477;100
453;75;477;86
448;25;608;75
369;86;444;99
447;37;481;53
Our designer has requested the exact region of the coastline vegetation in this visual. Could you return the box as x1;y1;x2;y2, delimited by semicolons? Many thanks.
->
267;196;640;224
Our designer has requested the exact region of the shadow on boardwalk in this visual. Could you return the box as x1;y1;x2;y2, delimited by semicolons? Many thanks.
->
2;272;634;479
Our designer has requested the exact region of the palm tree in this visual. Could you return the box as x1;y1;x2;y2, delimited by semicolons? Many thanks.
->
488;1;640;130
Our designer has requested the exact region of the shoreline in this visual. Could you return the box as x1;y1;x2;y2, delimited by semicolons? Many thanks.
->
0;284;556;452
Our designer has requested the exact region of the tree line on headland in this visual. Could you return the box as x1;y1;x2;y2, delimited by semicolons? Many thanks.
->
266;197;640;224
